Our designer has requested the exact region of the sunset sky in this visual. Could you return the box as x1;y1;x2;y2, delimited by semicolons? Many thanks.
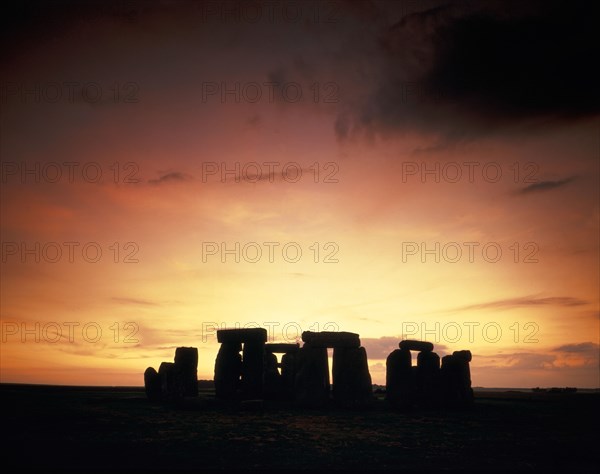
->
1;0;598;388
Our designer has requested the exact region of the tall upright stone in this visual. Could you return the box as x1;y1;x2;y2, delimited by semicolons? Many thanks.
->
440;355;460;407
144;367;161;402
263;352;282;400
453;350;474;406
280;352;297;398
159;361;183;401
416;350;441;407
294;344;330;407
242;340;265;399
386;348;413;406
214;342;242;400
333;346;372;407
174;347;198;397
216;328;267;400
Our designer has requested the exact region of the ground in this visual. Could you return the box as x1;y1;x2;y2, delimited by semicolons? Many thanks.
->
1;384;598;471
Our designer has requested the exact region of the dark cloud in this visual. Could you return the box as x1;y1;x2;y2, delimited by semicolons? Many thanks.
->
450;295;587;312
518;177;576;195
477;343;599;371
111;296;158;306
476;352;555;370
148;172;191;185
554;342;599;354
337;0;600;140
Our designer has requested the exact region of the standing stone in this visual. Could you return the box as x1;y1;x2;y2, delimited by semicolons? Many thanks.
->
354;347;374;405
214;342;242;400
263;352;282;400
386;348;413;406
280;352;297;399
174;347;198;397
215;328;268;400
144;367;161;402
242;340;265;399
333;346;372;407
399;340;434;352
453;350;474;406
294;344;330;407
453;350;472;362
440;355;461;407
416;351;441;407
159;362;183;401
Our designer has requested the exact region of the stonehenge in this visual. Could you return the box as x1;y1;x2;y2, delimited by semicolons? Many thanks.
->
210;329;372;407
143;367;161;401
386;340;473;408
214;328;267;400
301;331;360;348
214;342;242;400
294;331;371;407
175;347;199;397
144;346;199;401
400;340;434;352
142;327;474;411
440;350;474;408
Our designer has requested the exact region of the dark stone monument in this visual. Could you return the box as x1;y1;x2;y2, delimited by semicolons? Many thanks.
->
453;350;474;406
242;340;265;399
387;341;444;408
453;350;472;362
159;361;183;401
144;367;161;402
296;331;372;408
264;343;299;399
174;347;198;397
399;340;434;352
280;352;297;398
302;331;360;348
440;355;460;407
215;328;267;400
386;348;412;406
333;346;372;407
263;351;282;400
214;342;242;400
416;350;441;407
440;351;474;408
217;328;267;344
294;344;330;407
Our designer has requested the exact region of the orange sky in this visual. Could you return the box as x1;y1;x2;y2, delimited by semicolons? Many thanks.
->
1;0;598;388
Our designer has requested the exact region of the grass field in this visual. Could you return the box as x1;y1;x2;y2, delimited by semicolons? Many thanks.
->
1;384;598;471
